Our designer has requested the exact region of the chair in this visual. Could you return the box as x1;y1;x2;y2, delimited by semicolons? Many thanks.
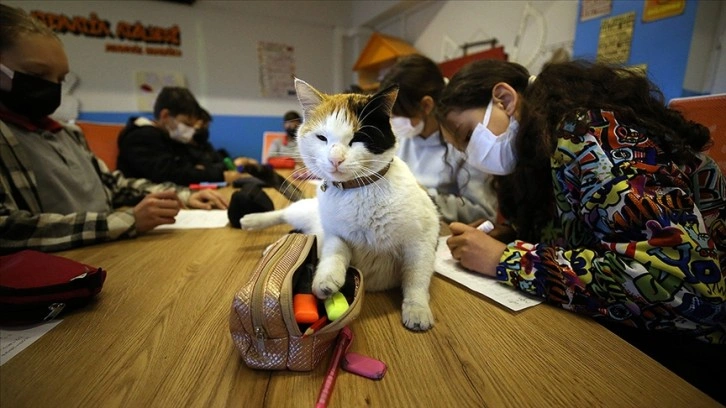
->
76;121;125;171
668;93;726;174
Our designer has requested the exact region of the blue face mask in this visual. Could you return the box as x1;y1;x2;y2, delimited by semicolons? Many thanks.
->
0;63;61;119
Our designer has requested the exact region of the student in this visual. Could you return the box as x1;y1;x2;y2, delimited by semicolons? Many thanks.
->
268;110;301;159
379;54;497;224
117;87;247;185
438;59;725;402
0;4;228;254
192;107;259;171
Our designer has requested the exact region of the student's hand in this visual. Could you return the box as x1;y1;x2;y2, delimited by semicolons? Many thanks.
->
133;190;183;233
223;170;245;184
234;157;258;168
446;222;507;277
188;189;229;210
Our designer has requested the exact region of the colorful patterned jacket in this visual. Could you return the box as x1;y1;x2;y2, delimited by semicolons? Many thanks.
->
0;113;190;254
498;109;726;344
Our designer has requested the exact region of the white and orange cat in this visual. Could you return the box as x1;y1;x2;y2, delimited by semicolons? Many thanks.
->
240;79;440;331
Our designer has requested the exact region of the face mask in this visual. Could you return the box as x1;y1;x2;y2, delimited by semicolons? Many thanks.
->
286;127;297;140
465;99;518;175
0;63;61;119
193;127;209;144
391;116;424;139
168;120;196;144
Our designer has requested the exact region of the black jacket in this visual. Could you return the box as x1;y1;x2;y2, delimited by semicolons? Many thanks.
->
116;117;225;185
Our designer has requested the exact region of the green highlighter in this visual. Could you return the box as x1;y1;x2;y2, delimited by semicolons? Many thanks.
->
324;292;349;321
223;157;236;171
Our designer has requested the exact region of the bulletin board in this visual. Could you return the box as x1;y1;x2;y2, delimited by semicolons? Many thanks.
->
596;11;635;64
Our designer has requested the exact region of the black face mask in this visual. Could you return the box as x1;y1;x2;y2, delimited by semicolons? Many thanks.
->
193;128;210;144
0;68;61;119
286;128;297;140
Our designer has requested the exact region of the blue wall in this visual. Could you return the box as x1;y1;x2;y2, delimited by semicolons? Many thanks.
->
78;112;284;162
573;0;699;102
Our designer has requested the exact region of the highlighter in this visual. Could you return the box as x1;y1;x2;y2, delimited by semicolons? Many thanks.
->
324;292;349;321
223;157;236;171
293;265;319;324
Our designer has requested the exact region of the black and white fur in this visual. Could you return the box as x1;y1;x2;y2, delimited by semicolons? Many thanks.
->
241;79;440;331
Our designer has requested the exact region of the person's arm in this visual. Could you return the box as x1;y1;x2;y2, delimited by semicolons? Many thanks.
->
496;120;725;339
118;127;224;185
430;192;495;225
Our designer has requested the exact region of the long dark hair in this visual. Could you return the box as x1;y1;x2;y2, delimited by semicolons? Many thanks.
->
438;59;711;242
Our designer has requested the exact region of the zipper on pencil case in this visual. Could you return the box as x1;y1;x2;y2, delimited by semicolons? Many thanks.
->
250;234;306;352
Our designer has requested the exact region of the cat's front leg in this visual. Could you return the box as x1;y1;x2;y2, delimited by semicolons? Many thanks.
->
312;235;351;298
400;245;436;331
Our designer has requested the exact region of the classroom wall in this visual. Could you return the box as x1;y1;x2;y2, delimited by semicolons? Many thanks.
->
6;0;722;161
362;0;724;102
573;0;700;101
362;1;579;82
4;0;351;161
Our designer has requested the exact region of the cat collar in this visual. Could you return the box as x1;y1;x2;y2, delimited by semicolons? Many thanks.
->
320;161;392;192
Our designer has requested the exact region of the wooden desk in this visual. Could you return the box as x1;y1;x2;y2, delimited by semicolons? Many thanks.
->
1;186;719;408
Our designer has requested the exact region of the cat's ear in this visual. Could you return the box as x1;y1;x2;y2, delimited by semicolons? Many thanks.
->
374;84;399;117
294;78;324;115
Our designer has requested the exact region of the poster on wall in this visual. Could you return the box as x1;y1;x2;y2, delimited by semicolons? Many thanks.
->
642;0;685;22
596;12;635;64
258;41;296;98
580;0;612;22
135;71;187;112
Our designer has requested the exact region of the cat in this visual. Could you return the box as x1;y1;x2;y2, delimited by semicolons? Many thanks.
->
240;79;441;331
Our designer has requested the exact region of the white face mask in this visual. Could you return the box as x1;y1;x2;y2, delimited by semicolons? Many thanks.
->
465;99;518;175
168;121;195;144
390;116;424;139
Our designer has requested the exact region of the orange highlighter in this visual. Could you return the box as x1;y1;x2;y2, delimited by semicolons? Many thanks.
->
293;265;319;324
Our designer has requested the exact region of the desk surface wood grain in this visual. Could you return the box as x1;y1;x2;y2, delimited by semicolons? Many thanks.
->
1;185;719;408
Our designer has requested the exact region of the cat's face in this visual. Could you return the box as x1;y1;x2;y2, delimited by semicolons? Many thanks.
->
294;79;398;182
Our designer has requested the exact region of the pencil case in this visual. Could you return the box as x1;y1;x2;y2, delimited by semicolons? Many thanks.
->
0;250;107;325
229;233;364;371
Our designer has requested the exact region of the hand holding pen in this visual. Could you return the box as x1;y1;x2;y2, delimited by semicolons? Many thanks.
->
446;221;507;278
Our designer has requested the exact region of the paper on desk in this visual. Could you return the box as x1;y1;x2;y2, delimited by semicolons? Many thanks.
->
155;209;229;229
1;320;62;365
435;236;542;311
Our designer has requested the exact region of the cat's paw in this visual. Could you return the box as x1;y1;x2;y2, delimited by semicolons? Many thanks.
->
401;301;434;331
312;262;346;299
238;214;266;230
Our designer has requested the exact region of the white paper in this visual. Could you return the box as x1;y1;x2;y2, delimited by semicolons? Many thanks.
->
155;209;229;229
0;320;63;365
435;236;542;311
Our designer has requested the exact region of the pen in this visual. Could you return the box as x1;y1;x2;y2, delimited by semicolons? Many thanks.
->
199;181;227;187
302;316;328;338
189;184;218;190
477;220;494;233
315;326;353;408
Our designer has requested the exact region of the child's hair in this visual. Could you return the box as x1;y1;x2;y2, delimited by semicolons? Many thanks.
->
380;54;446;117
0;4;58;52
437;59;712;242
153;87;200;119
283;110;301;123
